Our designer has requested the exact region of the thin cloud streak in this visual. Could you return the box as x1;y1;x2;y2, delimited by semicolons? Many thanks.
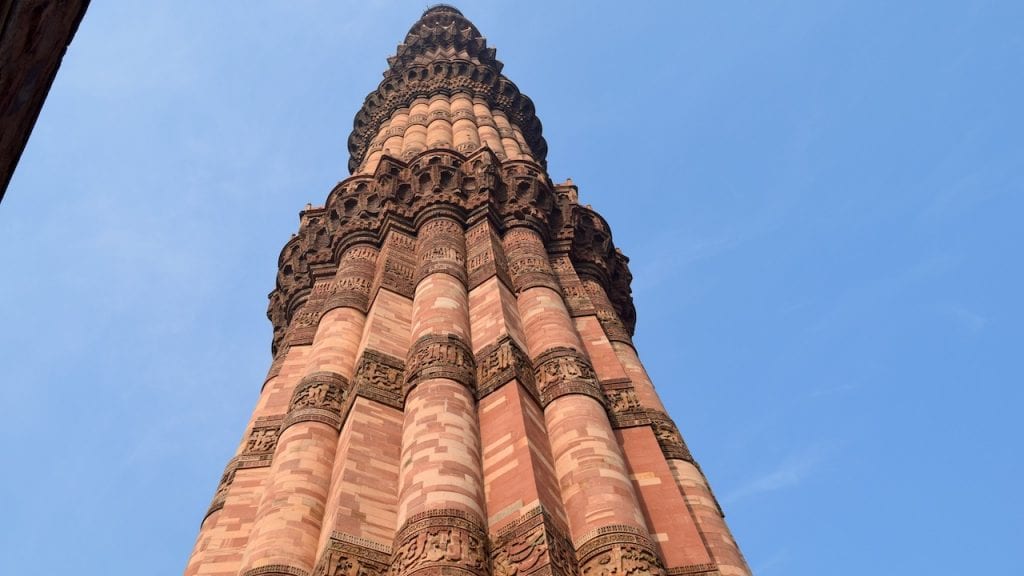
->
945;304;988;334
724;443;833;504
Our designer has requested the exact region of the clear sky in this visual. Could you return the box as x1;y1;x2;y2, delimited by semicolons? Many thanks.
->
1;2;1021;574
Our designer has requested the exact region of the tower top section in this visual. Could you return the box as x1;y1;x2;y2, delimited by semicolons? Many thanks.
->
346;5;547;173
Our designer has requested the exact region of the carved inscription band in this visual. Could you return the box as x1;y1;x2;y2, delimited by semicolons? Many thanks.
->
601;381;694;464
416;217;467;285
241;565;309;576
664;564;720;576
324;245;378;314
313;532;391;576
466;221;512;290
238;416;283;468
503;227;560;294
582;279;632;345
266;345;289;383
203;414;285;522
475;336;536;401
284;372;350;431
491;507;577;576
377;232;417;299
405;334;476;395
533;347;603;408
354;349;406;410
649;412;693;463
287;300;326;347
389;509;488;576
204;461;235;522
575;526;667;576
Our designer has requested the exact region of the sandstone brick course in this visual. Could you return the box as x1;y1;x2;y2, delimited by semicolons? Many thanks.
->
357;289;413;360
617;427;711;569
669;460;751;576
238;421;337;574
316;397;403;550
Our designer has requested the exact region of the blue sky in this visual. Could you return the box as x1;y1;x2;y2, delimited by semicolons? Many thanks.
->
1;2;1021;574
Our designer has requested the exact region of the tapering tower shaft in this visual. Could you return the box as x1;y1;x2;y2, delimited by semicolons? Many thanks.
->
186;6;751;576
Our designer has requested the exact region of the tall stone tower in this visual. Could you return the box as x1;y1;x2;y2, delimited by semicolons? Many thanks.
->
186;6;750;576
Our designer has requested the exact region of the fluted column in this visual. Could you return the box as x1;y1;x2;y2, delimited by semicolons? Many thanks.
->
390;214;488;576
467;218;577;576
237;246;374;576
308;243;409;576
382;108;410;159
492;111;524;161
362;120;390;175
186;343;310;576
562;273;711;569
579;275;750;575
473;99;505;159
503;225;666;576
451;93;481;155
401;99;430;160
426;95;454;149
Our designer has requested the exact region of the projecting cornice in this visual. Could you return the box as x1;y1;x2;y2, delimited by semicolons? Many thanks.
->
267;148;634;357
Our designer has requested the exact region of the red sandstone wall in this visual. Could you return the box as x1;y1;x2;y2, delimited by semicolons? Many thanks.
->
186;202;750;576
186;9;749;576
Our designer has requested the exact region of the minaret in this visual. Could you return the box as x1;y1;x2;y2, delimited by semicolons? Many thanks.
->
185;6;751;576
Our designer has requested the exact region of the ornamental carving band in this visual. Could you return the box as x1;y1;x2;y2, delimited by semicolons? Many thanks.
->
325;246;378;314
405;334;476;394
648;412;693;463
354;350;406;409
416;217;467;285
605;388;642;412
583;279;632;345
241;565;310;576
576;526;666;576
313;533;391;576
664;565;720;576
287;307;323;347
504;227;559;293
266;150;636;350
491;507;577;576
237;416;284;468
204;462;236;522
285;372;349;430
475;336;536;401
389;509;488;576
466;221;512;290
266;345;289;381
533;347;603;407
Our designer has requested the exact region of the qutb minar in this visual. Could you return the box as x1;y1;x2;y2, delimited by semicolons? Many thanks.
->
186;6;751;576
